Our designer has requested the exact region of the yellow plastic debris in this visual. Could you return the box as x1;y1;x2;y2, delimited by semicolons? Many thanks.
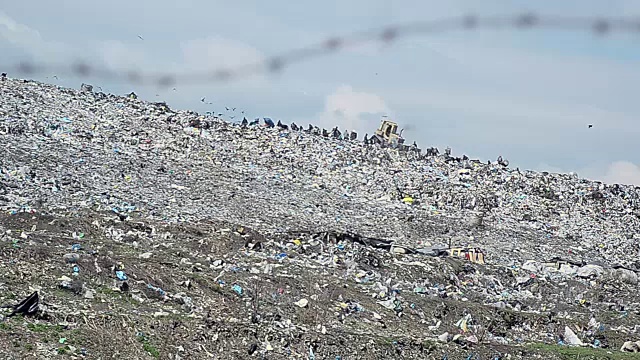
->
293;239;302;246
456;314;471;332
402;196;414;205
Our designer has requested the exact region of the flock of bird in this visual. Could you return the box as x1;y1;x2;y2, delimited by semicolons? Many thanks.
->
239;116;361;142
194;96;432;150
194;97;366;142
226;115;512;168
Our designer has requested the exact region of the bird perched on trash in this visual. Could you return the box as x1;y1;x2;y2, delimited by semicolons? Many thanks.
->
263;118;275;128
249;118;259;126
0;72;6;81
241;117;248;127
332;126;341;139
291;122;299;131
277;120;288;130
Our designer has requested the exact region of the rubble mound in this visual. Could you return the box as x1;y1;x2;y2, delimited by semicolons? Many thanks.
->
0;78;639;359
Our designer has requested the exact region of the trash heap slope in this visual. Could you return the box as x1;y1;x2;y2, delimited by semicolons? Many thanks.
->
1;78;639;268
1;78;640;359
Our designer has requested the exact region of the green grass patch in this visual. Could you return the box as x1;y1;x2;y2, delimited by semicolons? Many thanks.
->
26;323;63;333
529;343;640;360
98;287;121;297
137;333;160;358
142;341;160;358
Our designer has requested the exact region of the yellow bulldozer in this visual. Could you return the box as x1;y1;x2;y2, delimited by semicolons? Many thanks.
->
371;118;407;149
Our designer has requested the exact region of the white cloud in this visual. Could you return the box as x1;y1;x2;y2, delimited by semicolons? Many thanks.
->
0;11;69;59
179;36;269;89
378;38;640;140
389;86;636;131
86;35;271;109
317;85;390;132
98;40;151;71
363;35;640;174
97;37;263;72
180;36;264;71
0;11;43;49
601;161;640;186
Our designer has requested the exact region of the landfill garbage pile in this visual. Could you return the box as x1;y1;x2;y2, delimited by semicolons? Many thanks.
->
0;78;639;359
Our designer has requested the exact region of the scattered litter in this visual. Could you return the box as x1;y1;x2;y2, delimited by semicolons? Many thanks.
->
620;341;640;352
564;326;584;346
456;314;472;333
0;77;638;358
63;253;80;264
2;292;39;317
232;285;243;296
115;270;128;281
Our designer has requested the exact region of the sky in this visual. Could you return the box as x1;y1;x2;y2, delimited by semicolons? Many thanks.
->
2;1;640;185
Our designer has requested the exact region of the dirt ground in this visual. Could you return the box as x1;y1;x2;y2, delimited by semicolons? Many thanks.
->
0;210;639;360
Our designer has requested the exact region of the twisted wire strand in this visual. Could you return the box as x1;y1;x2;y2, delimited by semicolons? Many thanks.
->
2;14;638;87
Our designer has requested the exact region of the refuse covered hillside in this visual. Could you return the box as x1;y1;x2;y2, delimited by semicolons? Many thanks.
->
0;77;639;359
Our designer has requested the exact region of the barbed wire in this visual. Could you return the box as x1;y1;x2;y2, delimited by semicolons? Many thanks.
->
2;13;640;87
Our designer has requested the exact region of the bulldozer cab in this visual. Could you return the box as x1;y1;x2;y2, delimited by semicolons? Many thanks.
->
385;121;397;138
376;120;400;140
374;119;406;148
